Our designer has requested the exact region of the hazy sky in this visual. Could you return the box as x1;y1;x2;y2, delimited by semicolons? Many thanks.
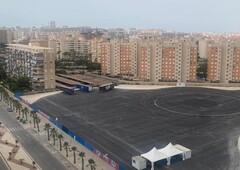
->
0;0;240;32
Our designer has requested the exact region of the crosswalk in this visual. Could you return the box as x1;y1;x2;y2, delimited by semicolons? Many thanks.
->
8;126;24;132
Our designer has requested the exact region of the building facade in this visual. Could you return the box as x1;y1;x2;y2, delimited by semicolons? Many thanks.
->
99;39;198;82
6;44;55;91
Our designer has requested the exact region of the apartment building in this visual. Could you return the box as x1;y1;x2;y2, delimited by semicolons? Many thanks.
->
6;44;55;91
57;37;89;59
100;39;138;77
110;40;121;76
207;42;222;82
207;41;240;83
99;39;198;82
137;41;151;80
182;42;198;82
232;44;240;82
0;28;13;44
88;38;102;63
100;42;111;75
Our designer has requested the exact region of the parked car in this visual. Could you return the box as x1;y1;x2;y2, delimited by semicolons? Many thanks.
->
7;108;13;112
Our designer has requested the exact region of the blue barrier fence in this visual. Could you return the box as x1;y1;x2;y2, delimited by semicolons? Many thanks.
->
14;92;24;100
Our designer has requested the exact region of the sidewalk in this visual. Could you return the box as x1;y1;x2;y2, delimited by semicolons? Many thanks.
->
0;124;41;170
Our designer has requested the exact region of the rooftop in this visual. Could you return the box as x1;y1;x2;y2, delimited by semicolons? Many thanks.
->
7;44;52;53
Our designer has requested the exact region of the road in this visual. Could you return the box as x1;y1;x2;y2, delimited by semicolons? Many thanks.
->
0;155;9;170
0;102;68;170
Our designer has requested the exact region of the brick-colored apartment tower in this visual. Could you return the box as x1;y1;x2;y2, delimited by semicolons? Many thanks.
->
207;43;222;82
99;39;198;83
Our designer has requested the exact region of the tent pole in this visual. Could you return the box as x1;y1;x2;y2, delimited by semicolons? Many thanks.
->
167;157;171;166
151;161;154;170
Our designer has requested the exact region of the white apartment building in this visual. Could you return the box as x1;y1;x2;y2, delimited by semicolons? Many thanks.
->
6;44;55;91
49;37;89;60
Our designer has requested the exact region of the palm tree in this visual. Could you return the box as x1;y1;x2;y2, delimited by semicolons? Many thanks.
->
8;97;13;109
71;146;77;164
30;111;37;128
50;128;58;146
15;100;22;115
3;91;9;105
21;108;25;119
78;151;85;170
22;107;28;120
12;99;17;112
63;141;70;157
44;123;51;141
32;161;36;168
57;134;64;151
8;152;12;160
87;158;97;170
15;139;18;147
35;115;41;132
0;86;5;101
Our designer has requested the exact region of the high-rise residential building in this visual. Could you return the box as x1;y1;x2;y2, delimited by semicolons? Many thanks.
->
198;39;210;59
137;41;151;80
207;42;222;82
0;28;13;44
207;41;240;83
159;42;182;82
100;39;138;77
99;39;198;82
6;44;55;91
182;42;198;82
88;38;102;63
50;21;56;29
55;37;89;59
231;43;240;82
100;41;111;75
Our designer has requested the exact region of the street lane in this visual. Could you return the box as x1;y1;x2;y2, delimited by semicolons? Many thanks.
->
0;155;9;170
0;103;68;170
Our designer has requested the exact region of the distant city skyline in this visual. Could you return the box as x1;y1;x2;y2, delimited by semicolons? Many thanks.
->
1;0;240;32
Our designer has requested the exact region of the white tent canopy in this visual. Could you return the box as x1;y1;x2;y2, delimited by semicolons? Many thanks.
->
141;147;168;163
141;147;168;170
158;143;184;165
158;143;183;156
141;143;184;170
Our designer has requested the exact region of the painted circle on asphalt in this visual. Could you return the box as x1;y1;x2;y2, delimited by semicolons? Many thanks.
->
154;93;240;117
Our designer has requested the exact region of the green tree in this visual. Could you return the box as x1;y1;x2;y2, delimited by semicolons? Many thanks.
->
44;123;51;141
63;141;70;157
0;63;7;82
87;158;96;170
57;134;64;151
197;58;208;80
78;151;85;170
50;128;58;146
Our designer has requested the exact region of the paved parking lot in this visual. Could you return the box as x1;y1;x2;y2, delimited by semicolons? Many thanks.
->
35;87;240;170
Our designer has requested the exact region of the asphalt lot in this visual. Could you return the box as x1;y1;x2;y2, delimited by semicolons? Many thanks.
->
35;87;240;170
